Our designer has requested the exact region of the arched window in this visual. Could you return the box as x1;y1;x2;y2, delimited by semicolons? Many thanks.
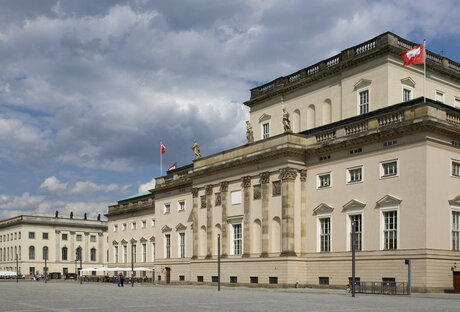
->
29;246;35;260
62;247;68;261
307;104;316;129
76;247;82;261
323;99;332;125
90;248;97;262
293;109;301;132
252;219;262;254
43;246;48;260
200;226;207;256
271;217;281;253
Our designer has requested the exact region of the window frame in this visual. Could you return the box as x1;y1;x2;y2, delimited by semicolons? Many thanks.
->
178;200;186;212
357;88;370;115
402;86;413;102
317;216;331;252
165;234;171;259
346;166;363;184
435;90;445;103
452;209;460;251
178;232;186;258
28;232;35;239
379;159;399;179
316;172;332;189
451;160;460;177
380;208;399;250
164;203;171;214
347;214;363;251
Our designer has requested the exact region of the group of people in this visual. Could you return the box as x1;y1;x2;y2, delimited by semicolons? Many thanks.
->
117;272;125;287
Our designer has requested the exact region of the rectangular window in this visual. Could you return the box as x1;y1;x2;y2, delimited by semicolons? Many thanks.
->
152;243;155;261
29;232;35;239
62;233;68;241
435;90;444;103
320;218;331;252
179;233;185;258
380;160;398;178
142;243;147;262
319;277;329;285
122;224;127;231
383;211;397;250
180;275;186;281
90;235;96;242
233;224;242;255
231;190;241;205
76;234;82;241
178;200;186;211
250;276;259;284
453;211;460;250
62;247;68;261
141;220;146;228
197;276;204;282
347;167;362;183
317;173;331;188
269;277;278;284
262;122;270;139
452;161;460;177
123;245;127;263
359;90;369;115
151;219;155;228
131;222;137;230
42;232;48;240
90;248;96;262
132;245;136;263
114;246;118;263
113;225;118;232
403;88;411;102
165;234;171;259
350;215;362;251
164;203;171;214
230;276;238;283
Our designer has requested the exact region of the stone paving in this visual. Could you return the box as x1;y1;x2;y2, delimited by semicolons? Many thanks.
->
0;280;459;312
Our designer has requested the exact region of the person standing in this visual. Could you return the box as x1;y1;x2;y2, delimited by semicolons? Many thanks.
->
120;273;124;287
117;273;121;287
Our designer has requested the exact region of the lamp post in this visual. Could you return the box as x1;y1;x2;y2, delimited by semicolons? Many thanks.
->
75;259;77;282
44;256;47;284
131;243;134;287
217;234;221;292
16;254;18;283
351;221;356;298
80;247;82;285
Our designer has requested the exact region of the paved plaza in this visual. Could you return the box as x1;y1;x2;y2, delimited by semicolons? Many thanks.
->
0;280;459;312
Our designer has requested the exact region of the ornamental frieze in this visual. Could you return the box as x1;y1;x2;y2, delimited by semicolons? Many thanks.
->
280;167;297;181
191;188;199;198
299;169;307;182
220;181;228;192
260;172;270;184
242;176;252;188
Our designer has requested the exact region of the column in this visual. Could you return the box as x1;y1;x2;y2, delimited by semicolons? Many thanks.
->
220;182;229;257
260;172;270;257
191;188;199;259
55;230;61;262
70;231;75;262
299;170;307;255
98;233;104;264
242;176;252;257
280;167;297;256
205;185;214;258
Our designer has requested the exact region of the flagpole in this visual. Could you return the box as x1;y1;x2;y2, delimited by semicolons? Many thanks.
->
160;141;162;176
423;39;426;102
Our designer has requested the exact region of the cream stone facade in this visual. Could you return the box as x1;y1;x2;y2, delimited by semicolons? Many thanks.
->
106;32;460;292
0;215;108;277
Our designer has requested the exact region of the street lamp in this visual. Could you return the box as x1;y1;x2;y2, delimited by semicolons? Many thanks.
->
351;221;356;298
217;234;221;292
79;247;82;285
16;254;18;283
131;242;134;287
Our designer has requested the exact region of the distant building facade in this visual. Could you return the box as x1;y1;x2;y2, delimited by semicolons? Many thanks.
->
0;215;108;277
106;32;460;292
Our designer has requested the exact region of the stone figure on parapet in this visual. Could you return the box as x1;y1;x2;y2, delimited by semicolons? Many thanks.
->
246;121;254;143
282;108;291;132
192;139;201;159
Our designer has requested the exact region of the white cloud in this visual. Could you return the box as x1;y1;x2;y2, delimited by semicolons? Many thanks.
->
39;176;129;195
138;179;155;193
40;176;68;191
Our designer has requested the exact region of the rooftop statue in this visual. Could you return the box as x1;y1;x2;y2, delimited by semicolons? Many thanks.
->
282;108;291;132
246;121;254;143
192;139;201;159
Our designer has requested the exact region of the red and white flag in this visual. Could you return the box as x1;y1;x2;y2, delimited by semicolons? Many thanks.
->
161;142;166;154
402;44;424;66
168;162;177;171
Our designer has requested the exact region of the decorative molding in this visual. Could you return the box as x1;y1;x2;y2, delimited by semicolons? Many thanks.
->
313;203;334;215
253;184;261;200
258;113;271;123
130;238;137;244
191;188;199;198
112;240;119;245
200;195;206;208
205;185;214;195
342;199;366;212
215;192;222;206
376;194;402;208
161;225;172;233
449;195;460;207
139;237;147;243
149;236;155;242
401;77;416;87
120;239;128;245
242;176;252;188
299;169;307;182
175;223;187;231
220;181;229;192
272;181;281;196
280;167;297;181
353;78;372;91
227;215;244;224
260;172;270;184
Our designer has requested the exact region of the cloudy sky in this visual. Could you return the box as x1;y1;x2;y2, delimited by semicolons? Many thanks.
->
0;0;459;220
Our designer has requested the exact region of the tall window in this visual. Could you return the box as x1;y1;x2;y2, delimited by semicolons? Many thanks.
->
90;248;96;261
152;243;155;261
29;246;35;260
132;244;136;263
42;246;48;260
76;247;82;261
165;234;171;259
383;211;397;250
452;161;460;177
403;88;412;102
62;247;68;261
114;246;119;263
142;243;147;262
350;215;362;251
179;233;185;258
262;122;270;139
453;211;460;250
359;90;369;114
320;218;331;252
123;245;127;263
232;224;242;255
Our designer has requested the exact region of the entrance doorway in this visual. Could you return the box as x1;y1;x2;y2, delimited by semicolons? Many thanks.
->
165;267;171;284
454;272;460;293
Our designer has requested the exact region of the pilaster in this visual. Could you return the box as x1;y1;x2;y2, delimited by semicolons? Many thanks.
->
242;176;252;257
220;181;229;257
260;172;270;257
55;230;61;263
205;185;214;258
299;169;307;255
280;167;297;256
191;187;199;259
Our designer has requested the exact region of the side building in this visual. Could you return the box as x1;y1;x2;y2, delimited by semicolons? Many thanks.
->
106;32;460;292
0;214;108;278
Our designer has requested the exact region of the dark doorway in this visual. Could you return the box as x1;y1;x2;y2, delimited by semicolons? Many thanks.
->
454;272;460;293
166;267;171;284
